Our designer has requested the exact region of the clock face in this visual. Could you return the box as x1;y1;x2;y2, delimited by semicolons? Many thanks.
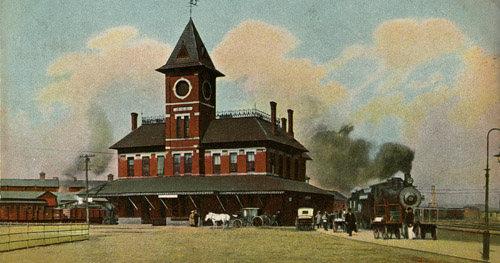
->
173;78;192;99
202;81;212;100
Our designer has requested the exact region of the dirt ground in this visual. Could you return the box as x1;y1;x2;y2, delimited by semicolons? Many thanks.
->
0;225;477;263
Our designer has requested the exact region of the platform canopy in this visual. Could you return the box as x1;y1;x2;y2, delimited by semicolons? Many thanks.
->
85;175;333;197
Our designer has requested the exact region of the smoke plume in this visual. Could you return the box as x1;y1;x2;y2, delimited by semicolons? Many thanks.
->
372;142;414;177
64;104;113;176
309;125;415;193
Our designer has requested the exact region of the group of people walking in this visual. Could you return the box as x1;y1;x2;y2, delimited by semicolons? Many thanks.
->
315;208;357;236
315;207;416;239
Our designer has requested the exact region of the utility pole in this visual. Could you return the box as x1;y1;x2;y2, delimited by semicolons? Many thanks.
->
80;154;95;226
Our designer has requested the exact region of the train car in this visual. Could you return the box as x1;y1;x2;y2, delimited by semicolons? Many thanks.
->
349;174;437;239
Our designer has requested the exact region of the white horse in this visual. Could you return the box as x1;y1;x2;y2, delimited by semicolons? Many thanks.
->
205;212;230;229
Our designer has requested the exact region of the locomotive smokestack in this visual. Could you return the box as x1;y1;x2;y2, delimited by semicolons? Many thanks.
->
287;109;294;138
131;112;138;131
270;101;277;135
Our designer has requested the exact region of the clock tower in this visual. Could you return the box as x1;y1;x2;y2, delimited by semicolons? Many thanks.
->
156;18;224;176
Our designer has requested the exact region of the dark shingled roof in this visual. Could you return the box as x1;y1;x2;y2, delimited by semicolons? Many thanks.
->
110;123;165;149
0;179;60;188
0;191;53;200
202;117;308;152
86;176;332;197
328;191;347;201
156;18;224;77
1;178;106;189
110;118;308;152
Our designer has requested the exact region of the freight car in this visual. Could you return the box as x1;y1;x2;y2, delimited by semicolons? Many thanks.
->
349;174;437;239
0;204;113;224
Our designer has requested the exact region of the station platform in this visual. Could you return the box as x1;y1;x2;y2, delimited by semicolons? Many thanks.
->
319;227;500;262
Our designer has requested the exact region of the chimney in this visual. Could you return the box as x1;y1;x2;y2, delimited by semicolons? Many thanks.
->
108;174;114;182
281;117;287;131
73;177;77;181
287;109;294;138
39;172;46;180
131;112;138;131
270;101;277;135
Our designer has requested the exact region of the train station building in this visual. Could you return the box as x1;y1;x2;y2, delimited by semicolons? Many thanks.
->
89;19;335;226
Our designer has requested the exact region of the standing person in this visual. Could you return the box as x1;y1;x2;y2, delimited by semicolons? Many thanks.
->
345;208;356;236
322;212;329;231
189;210;196;227
316;211;322;229
405;207;415;239
275;210;282;226
194;210;199;227
328;212;334;230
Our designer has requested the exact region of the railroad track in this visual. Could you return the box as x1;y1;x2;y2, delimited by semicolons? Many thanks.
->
435;220;500;232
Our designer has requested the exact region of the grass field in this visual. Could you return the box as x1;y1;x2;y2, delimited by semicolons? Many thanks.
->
0;225;476;263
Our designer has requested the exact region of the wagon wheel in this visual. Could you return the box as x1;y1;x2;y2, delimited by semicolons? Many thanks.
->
232;219;242;228
395;228;401;239
252;216;264;227
373;228;380;239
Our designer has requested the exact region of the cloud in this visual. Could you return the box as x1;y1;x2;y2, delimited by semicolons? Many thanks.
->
450;46;500;127
2;26;173;179
352;86;456;138
212;21;347;135
38;26;172;114
408;72;443;91
374;18;465;70
372;18;465;93
327;45;373;71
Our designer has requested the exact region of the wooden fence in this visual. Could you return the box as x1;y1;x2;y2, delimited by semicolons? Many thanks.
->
0;223;89;252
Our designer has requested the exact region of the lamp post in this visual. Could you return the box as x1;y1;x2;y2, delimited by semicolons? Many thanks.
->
483;128;500;260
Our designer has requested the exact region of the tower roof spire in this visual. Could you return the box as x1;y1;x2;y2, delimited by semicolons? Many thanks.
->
156;19;224;77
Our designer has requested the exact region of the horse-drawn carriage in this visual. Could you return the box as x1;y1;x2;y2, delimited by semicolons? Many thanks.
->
205;208;277;229
231;207;277;228
295;207;315;231
333;218;346;232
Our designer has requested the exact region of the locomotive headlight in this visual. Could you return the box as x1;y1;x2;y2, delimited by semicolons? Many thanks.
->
406;177;414;185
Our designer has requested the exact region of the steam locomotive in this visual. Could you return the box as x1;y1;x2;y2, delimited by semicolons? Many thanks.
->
349;174;437;239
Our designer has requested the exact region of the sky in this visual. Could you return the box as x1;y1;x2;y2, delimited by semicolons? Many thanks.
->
1;0;499;207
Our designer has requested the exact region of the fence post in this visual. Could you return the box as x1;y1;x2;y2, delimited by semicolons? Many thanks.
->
8;223;11;251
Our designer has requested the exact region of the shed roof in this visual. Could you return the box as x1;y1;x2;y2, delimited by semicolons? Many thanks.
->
0;179;59;188
0;191;54;200
86;175;332;197
1;178;107;190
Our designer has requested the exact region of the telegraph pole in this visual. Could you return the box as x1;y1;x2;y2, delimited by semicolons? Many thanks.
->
80;154;95;226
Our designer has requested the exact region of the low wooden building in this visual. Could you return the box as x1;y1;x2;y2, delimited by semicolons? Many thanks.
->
88;175;334;226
